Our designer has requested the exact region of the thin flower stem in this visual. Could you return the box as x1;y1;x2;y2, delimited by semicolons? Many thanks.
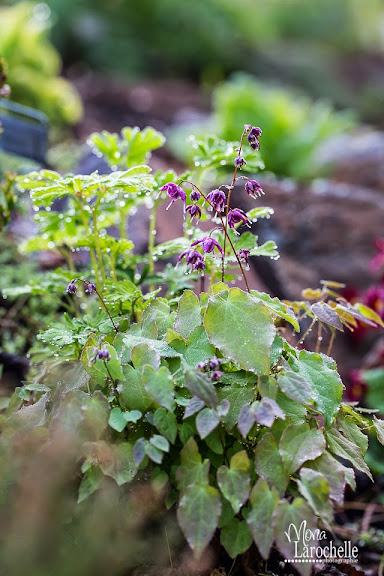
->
222;129;247;279
103;360;116;385
327;330;336;356
315;321;322;354
74;196;101;286
148;203;157;291
179;179;250;292
78;279;119;333
300;318;316;345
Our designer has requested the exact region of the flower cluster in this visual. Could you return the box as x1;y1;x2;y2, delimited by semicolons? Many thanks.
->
163;123;264;282
245;125;262;150
197;357;223;382
66;278;97;296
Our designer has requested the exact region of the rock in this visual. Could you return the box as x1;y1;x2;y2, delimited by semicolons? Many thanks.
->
237;176;384;298
318;129;384;192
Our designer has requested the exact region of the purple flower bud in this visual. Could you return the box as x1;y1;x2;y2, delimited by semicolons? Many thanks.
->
190;189;201;202
178;249;202;266
250;126;262;138
197;361;207;371
228;208;251;231
160;182;186;210
186;204;202;223
193;259;206;272
209;357;222;369
206;188;226;213
98;347;111;361
211;370;223;382
245;179;264;198
85;283;97;295
66;282;77;294
234;156;247;170
238;249;250;264
191;236;224;255
244;124;252;132
247;127;262;150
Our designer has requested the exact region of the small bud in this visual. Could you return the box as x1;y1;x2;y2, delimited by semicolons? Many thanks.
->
85;283;97;295
245;179;263;198
190;189;201;203
206;188;226;213
161;182;186;211
98;347;111;361
66;282;77;294
191;236;224;255
186;204;202;223
228;208;251;231
234;156;247;170
211;370;223;382
238;249;251;265
197;361;207;371
209;357;222;369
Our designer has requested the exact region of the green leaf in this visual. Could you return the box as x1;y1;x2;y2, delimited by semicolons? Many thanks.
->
247;478;279;559
277;371;312;404
220;518;253;559
204;288;275;374
154;407;178;443
150;434;170;452
362;368;384;412
196;408;220;439
142;299;174;339
275;390;306;424
184;368;218;408
289;350;343;427
254;433;289;497
122;332;180;359
174;290;201;339
78;466;103;503
354;303;384;328
171;325;215;367
131;343;161;371
274;499;317;576
305;451;347;504
336;415;368;455
176;438;210;493
251;291;300;332
4;393;48;432
118;365;153;412
326;427;372;480
177;484;222;558
142;365;174;411
108;407;127;432
217;451;250;514
373;417;384;445
298;468;333;529
254;397;285;428
103;280;141;304
279;423;326;474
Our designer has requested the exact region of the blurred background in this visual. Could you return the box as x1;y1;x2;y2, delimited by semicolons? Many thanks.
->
1;1;384;573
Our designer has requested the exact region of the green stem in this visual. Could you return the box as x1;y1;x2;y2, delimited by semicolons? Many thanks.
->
148;203;157;291
75;196;101;286
92;206;106;285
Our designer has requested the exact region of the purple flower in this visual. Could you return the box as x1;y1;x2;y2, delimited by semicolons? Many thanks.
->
177;248;206;272
211;370;223;382
238;249;251;265
194;259;206;272
66;282;77;294
191;236;224;255
178;249;202;266
85;283;97;295
197;361;207;371
206;188;226;213
247;126;262;150
160;182;186;210
228;208;251;231
190;189;201;203
209;357;222;369
98;347;111;361
186;204;202;223
234;156;247;170
245;179;263;198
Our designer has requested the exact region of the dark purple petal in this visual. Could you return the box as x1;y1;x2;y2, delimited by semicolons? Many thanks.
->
190;189;201;202
245;179;263;198
234;156;247;169
186;204;202;223
228;208;251;230
206;188;226;212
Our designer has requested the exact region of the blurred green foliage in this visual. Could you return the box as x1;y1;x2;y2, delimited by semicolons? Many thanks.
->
0;2;82;125
169;75;354;180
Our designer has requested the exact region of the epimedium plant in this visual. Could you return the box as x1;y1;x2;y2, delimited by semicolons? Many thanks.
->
2;123;384;575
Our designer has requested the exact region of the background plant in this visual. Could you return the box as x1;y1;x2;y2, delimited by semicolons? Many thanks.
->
1;124;384;575
0;2;82;126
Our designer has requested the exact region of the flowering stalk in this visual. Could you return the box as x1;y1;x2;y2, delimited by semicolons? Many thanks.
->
66;279;119;333
179;180;250;292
